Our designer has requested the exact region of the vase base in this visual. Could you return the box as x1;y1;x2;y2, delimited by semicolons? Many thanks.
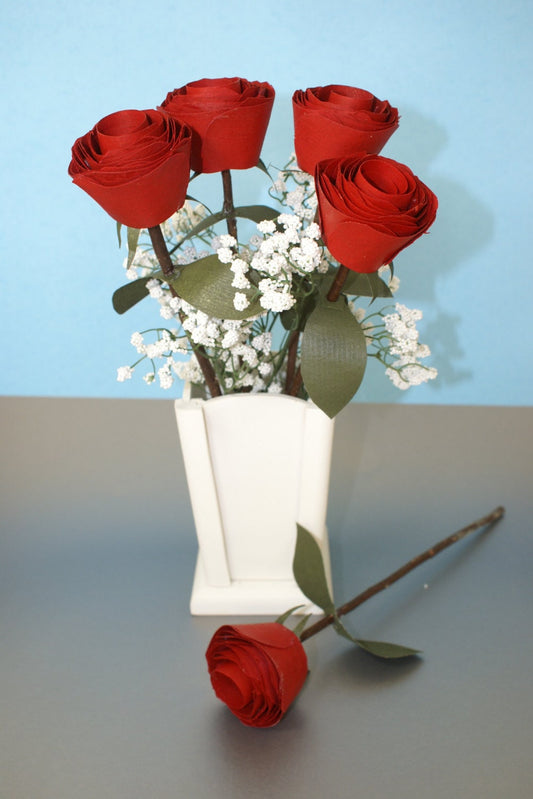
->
189;555;325;616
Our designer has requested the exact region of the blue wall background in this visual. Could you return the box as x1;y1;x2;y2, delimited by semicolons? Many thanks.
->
1;0;531;405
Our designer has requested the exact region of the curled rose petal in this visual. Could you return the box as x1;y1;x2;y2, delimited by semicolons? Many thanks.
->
293;85;399;175
68;109;192;228
206;623;308;728
316;154;438;273
160;77;275;173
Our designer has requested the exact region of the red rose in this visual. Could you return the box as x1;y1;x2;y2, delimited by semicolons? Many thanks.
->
160;77;275;173
316;154;438;273
293;85;399;175
68;108;192;228
206;623;308;728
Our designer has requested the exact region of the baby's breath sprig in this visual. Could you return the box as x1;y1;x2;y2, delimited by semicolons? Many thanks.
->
116;161;437;400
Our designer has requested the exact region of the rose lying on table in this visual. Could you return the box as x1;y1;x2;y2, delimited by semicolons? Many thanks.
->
206;508;504;727
206;623;308;728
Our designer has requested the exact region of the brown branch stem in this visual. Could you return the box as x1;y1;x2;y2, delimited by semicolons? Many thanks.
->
148;226;222;397
284;330;300;394
326;264;350;303
288;368;303;397
300;506;505;642
221;170;238;241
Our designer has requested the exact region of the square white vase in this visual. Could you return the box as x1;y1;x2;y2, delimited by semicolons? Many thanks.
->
174;391;334;615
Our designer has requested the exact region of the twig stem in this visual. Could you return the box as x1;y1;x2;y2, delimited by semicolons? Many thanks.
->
284;330;300;393
221;170;238;241
300;506;505;642
326;264;350;303
148;226;222;397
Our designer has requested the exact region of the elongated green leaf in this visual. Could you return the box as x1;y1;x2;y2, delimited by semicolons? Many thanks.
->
112;277;152;314
332;616;420;659
173;204;280;251
292;614;312;638
256;158;271;177
341;271;392;299
280;292;317;332
300;297;367;418
293;524;335;614
112;270;164;314
275;605;305;625
116;222;122;247
127;227;141;269
234;204;280;223
169;255;263;320
355;639;421;659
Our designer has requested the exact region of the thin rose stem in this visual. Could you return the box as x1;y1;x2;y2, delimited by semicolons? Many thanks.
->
284;330;300;393
148;226;222;397
300;506;505;642
326;264;350;303
288;369;303;397
221;170;238;241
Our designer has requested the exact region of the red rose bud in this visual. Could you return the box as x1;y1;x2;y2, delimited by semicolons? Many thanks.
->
160;77;275;173
206;623;308;728
68;109;192;228
316;154;438;273
293;85;399;175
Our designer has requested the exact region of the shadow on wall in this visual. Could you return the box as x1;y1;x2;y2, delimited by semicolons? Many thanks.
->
392;108;494;393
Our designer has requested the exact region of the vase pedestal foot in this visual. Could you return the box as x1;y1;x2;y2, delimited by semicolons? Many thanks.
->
189;554;326;616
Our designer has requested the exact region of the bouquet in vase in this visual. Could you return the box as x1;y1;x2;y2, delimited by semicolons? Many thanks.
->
69;78;438;416
67;78;504;730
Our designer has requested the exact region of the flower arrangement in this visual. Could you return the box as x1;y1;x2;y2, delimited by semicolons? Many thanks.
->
69;78;438;418
67;77;498;731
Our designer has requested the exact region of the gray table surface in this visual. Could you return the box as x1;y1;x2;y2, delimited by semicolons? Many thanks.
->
1;397;532;799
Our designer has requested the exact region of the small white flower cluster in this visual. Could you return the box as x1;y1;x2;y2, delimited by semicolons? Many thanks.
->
215;211;327;316
382;303;438;390
120;274;284;392
269;157;318;221
116;163;437;398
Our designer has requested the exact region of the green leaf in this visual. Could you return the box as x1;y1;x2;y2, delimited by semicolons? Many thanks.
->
292;614;312;638
169;255;263;320
280;292;317;332
332;616;420;659
280;307;298;331
293;524;335;614
112;269;164;314
275;605;305;625
341;271;392;299
173;204;280;251
116;222;122;247
256;158;271;177
112;277;152;314
233;204;280;223
127;227;141;269
300;297;367;418
354;639;421;659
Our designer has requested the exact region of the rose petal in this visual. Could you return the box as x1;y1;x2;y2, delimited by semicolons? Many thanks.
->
69;109;191;228
206;623;308;728
160;77;275;173
293;85;399;175
316;154;437;273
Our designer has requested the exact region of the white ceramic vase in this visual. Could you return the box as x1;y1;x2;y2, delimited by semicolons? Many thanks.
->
174;389;334;615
